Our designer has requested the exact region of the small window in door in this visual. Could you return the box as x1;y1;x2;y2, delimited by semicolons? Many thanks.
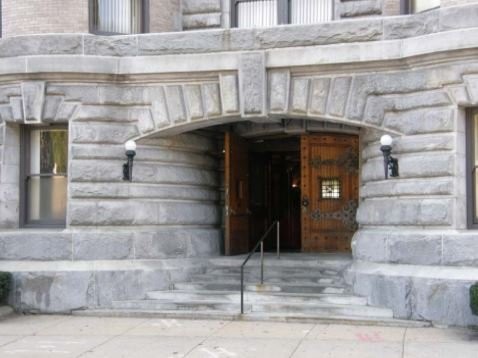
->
320;178;341;199
21;127;68;227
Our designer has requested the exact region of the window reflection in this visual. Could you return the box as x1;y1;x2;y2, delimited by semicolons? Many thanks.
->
91;0;143;34
411;0;440;13
26;128;68;226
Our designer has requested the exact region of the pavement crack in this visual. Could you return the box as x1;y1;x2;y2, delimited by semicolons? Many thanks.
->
288;322;317;358
401;327;408;358
75;317;149;358
183;319;234;358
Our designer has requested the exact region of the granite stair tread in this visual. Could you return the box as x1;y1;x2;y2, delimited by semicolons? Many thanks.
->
145;290;368;305
93;254;427;326
72;309;430;328
173;282;349;294
111;299;392;317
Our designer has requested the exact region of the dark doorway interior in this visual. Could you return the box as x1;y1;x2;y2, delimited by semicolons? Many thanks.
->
248;137;301;251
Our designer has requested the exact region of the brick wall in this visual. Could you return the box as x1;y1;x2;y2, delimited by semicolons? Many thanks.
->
150;0;182;32
2;0;89;37
382;0;401;15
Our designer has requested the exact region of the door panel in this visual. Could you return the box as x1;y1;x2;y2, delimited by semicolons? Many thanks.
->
225;132;250;255
301;134;359;252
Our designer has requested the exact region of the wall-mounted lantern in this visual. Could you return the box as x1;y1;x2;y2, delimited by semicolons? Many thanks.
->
123;140;137;182
380;135;399;179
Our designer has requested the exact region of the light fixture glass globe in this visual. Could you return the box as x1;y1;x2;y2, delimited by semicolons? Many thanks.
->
125;140;137;152
380;135;393;146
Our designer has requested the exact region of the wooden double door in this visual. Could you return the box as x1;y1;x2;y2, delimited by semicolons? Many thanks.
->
224;132;359;255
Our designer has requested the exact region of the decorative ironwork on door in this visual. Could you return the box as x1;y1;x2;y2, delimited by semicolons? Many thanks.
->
309;200;358;231
310;147;359;173
301;134;359;253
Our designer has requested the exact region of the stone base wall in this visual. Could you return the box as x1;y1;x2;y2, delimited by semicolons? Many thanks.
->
350;261;478;326
0;230;220;261
3;259;207;313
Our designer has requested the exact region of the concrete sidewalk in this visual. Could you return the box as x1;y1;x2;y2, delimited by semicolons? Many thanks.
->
0;315;476;357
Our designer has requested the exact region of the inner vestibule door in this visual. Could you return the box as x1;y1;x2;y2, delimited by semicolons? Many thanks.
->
224;132;250;255
300;134;359;252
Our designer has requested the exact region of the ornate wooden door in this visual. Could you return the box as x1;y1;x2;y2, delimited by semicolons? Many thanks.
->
300;134;359;252
225;132;250;255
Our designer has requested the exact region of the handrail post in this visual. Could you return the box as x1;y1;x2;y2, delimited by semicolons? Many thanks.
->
240;266;244;314
260;242;264;285
238;221;279;314
277;221;280;259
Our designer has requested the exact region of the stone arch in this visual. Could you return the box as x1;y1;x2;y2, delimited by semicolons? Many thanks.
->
2;61;478;143
124;62;478;142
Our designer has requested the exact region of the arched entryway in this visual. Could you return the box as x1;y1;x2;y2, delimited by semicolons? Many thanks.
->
167;118;362;256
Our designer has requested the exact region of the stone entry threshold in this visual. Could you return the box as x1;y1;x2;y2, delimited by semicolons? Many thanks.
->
73;254;430;328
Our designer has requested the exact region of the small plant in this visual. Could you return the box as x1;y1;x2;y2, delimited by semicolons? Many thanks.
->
471;283;478;316
0;272;11;304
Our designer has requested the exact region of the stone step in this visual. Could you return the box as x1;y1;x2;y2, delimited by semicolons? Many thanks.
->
173;282;348;294
73;309;431;328
145;290;366;305
207;256;352;271
111;299;392;318
250;303;393;318
203;268;344;279
189;274;345;286
112;299;253;312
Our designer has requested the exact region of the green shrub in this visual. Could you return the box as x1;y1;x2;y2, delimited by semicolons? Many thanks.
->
471;283;478;316
0;272;11;304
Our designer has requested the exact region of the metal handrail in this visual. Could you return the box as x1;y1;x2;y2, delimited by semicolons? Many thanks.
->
240;221;280;314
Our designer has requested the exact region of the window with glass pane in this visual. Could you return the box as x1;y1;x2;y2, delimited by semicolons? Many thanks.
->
91;0;143;34
468;111;478;228
290;0;333;25
321;178;341;199
410;0;440;13
24;128;68;227
232;0;333;28
236;0;278;28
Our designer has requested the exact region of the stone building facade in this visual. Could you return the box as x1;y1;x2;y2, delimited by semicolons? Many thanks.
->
0;0;478;326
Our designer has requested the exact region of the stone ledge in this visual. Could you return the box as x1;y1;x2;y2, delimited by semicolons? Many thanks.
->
4;261;208;313
0;27;475;77
0;5;476;60
0;258;208;272
351;260;478;285
0;229;221;261
353;230;478;266
349;261;478;326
